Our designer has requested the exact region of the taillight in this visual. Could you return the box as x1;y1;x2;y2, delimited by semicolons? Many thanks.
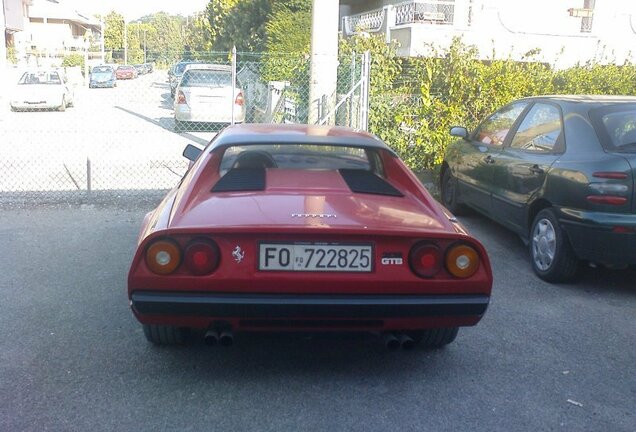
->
235;92;244;106
445;244;480;279
177;91;187;104
409;243;442;278
145;239;181;275
586;195;628;205
184;239;220;275
593;172;628;180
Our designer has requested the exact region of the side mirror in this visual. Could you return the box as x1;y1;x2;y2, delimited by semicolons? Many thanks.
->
450;126;469;140
183;144;202;162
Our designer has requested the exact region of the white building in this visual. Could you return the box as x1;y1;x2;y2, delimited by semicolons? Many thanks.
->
13;0;101;66
340;0;636;68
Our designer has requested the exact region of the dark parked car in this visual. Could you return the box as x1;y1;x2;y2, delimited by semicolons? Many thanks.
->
441;95;636;282
168;61;201;97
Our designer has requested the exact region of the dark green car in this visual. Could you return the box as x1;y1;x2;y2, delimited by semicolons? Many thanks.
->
441;96;636;282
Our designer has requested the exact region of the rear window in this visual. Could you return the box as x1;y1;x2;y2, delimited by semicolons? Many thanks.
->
92;66;112;73
18;71;61;85
181;70;232;88
219;144;373;175
591;105;636;153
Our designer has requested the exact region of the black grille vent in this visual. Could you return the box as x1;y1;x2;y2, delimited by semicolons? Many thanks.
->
212;168;266;192
339;169;403;197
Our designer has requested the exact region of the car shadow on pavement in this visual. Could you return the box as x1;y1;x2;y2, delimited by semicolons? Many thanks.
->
114;105;209;147
459;211;636;294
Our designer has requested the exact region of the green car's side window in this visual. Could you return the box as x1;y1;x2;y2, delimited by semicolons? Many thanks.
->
473;103;528;147
510;103;563;153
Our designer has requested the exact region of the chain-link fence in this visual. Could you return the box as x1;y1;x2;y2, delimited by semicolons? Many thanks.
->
0;50;369;205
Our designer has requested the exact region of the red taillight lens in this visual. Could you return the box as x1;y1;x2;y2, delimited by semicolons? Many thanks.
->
409;243;442;278
593;172;628;180
586;195;628;205
235;92;244;106
184;239;220;275
177;91;187;104
145;239;181;275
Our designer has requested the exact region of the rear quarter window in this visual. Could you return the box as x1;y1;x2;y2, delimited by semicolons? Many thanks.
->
590;104;636;153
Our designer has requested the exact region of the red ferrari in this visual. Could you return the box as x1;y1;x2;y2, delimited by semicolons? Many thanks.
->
128;124;492;349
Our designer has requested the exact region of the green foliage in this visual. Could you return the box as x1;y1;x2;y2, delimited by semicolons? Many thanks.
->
213;0;271;52
104;11;124;51
261;0;311;82
346;35;636;171
62;53;85;69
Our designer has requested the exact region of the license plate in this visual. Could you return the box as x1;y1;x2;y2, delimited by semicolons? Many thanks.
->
259;243;373;272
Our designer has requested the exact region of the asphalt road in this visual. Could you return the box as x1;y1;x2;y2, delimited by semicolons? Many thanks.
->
0;204;634;432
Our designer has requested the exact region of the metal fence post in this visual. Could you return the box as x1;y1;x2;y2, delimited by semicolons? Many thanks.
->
231;46;237;125
360;50;371;131
350;52;356;128
86;157;92;197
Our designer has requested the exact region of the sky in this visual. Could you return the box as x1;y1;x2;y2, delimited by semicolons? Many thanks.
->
66;0;210;20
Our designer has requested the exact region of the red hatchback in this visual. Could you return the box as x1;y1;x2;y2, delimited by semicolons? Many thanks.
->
115;65;136;80
128;124;493;349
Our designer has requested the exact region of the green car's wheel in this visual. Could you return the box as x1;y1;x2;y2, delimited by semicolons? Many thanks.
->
441;168;466;215
530;208;579;282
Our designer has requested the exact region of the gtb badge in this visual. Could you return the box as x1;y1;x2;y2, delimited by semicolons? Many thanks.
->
381;253;403;265
232;246;245;263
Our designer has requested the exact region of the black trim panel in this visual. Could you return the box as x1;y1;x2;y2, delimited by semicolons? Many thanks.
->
131;292;490;318
339;169;403;197
212;168;266;192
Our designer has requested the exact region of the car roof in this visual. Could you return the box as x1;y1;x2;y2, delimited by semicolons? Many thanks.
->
520;95;636;104
184;63;232;72
210;124;396;154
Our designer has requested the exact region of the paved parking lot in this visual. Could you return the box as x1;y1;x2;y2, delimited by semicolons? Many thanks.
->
0;71;215;194
0;204;634;432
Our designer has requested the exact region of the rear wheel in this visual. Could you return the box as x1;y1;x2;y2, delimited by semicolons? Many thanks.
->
530;208;578;282
441;168;466;215
409;327;459;348
142;324;187;345
58;97;66;112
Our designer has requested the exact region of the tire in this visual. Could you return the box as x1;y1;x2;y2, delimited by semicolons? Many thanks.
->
441;168;466;215
142;324;186;345
58;97;66;112
530;208;579;282
410;327;459;348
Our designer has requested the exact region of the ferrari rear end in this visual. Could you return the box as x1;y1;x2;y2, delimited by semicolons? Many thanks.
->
128;124;492;349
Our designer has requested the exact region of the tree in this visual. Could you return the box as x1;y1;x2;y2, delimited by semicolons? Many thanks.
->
262;0;311;81
104;11;124;51
205;0;239;49
212;0;271;52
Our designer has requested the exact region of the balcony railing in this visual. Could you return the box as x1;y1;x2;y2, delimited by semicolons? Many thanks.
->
395;0;455;26
342;1;456;36
342;7;387;36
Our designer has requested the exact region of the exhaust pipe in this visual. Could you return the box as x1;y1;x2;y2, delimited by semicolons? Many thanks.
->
204;329;219;346
219;330;234;347
398;334;415;350
383;333;400;350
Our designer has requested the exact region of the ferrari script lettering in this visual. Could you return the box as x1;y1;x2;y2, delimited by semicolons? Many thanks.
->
291;213;337;218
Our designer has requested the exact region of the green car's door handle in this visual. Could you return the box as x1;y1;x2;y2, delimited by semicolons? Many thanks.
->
529;164;544;174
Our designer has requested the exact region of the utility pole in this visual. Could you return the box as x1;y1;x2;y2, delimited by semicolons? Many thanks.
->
100;18;105;64
308;0;339;125
123;18;127;65
0;0;7;74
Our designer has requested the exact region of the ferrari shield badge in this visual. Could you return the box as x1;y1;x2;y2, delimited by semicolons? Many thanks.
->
232;245;245;263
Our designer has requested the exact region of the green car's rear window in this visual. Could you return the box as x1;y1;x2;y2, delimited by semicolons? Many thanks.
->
591;104;636;153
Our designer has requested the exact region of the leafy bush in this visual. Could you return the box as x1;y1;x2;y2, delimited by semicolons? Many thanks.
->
62;53;85;69
344;35;636;171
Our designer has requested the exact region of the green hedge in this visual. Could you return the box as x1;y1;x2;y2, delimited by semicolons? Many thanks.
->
341;36;636;171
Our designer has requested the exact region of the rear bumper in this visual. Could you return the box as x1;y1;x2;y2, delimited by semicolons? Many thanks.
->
557;207;636;265
175;105;245;123
131;291;489;321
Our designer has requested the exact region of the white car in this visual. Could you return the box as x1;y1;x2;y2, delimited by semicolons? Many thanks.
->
10;69;74;112
174;64;245;129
